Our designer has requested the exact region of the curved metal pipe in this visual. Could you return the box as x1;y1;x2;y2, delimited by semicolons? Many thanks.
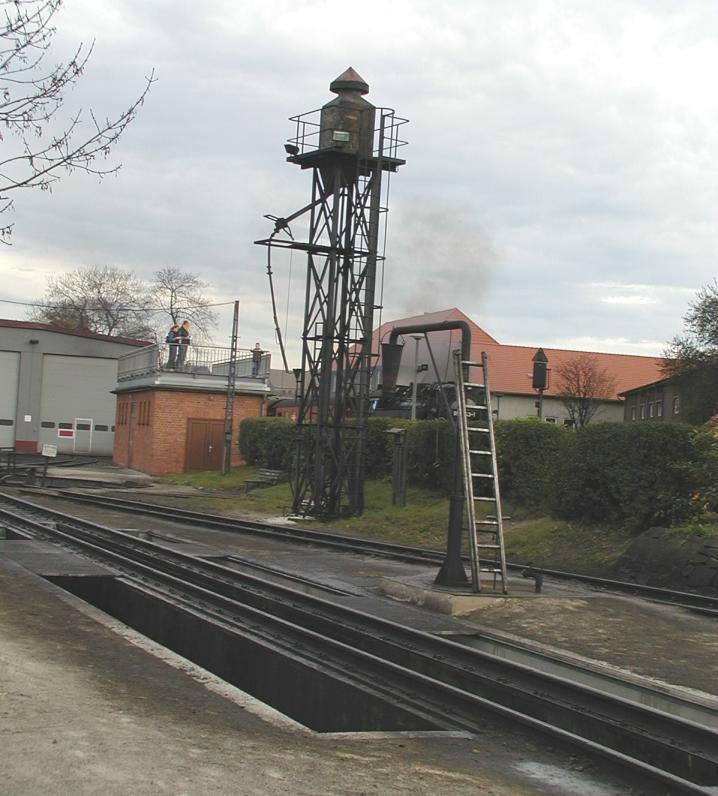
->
388;320;471;363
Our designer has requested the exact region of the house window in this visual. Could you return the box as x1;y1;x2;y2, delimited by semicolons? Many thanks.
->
648;402;654;418
58;422;73;429
95;425;109;432
41;421;55;428
563;418;574;427
545;417;556;424
640;404;646;420
656;401;663;419
673;396;680;415
630;406;636;421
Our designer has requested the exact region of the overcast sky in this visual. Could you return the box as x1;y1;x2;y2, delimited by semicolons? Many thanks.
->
3;0;718;362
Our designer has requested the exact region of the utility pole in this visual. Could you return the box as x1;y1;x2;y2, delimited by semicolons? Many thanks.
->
222;300;239;474
410;335;422;421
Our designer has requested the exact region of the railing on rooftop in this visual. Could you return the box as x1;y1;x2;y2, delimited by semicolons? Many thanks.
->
117;344;271;382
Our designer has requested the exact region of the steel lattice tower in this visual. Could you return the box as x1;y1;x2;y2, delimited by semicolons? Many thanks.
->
256;69;407;517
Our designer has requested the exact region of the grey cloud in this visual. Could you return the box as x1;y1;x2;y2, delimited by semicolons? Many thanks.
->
5;0;718;363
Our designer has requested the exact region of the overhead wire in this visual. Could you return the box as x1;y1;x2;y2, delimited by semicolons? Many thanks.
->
0;297;237;312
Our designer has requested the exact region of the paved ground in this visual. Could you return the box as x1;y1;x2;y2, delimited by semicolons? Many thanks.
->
2;487;714;794
0;559;646;796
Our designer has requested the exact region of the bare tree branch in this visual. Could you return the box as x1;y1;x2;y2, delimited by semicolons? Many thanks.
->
29;265;155;339
0;0;154;242
150;266;219;342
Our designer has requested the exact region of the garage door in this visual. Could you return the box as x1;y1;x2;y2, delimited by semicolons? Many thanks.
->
0;351;20;448
39;355;118;456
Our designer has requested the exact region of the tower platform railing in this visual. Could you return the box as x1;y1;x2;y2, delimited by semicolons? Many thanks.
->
116;344;270;382
287;106;408;162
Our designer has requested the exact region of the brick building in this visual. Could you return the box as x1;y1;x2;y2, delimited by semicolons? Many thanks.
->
112;343;270;475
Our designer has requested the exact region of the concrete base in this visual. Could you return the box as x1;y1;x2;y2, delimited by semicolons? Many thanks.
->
379;573;541;617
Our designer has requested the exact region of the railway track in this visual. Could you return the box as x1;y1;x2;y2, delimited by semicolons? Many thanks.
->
35;488;718;617
1;490;717;794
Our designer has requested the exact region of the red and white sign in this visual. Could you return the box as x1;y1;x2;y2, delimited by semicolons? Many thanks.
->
58;429;75;439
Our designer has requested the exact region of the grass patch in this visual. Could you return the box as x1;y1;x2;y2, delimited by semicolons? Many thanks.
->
159;466;264;491
504;516;634;574
244;478;450;548
154;466;714;576
157;468;451;548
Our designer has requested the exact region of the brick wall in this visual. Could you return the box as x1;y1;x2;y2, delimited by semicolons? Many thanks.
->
112;389;264;475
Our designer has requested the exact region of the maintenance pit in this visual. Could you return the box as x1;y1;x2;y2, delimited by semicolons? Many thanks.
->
2;543;658;796
45;571;441;735
3;489;716;795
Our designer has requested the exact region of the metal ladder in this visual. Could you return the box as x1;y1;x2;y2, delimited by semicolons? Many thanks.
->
453;349;508;594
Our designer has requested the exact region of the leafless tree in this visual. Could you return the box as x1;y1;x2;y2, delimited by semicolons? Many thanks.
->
30;265;155;338
0;0;154;242
555;353;617;429
149;266;218;340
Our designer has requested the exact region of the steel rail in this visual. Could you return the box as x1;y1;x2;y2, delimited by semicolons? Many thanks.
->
2;493;717;794
43;489;718;615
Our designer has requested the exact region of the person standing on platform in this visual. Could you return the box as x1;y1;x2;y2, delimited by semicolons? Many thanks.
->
165;324;179;369
252;342;263;376
176;320;191;369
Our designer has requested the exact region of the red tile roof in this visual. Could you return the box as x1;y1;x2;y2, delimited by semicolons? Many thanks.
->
480;342;663;399
0;319;152;347
375;309;664;400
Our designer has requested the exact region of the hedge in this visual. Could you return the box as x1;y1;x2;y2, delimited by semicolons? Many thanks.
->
239;417;718;532
238;416;295;470
239;416;453;489
494;419;568;511
553;422;718;531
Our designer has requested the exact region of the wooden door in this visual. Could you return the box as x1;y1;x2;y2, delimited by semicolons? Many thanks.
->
186;419;225;471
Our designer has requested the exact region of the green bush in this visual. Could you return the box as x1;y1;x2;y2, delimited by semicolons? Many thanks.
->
364;416;409;478
494;419;569;511
239;417;295;470
554;422;718;531
239;416;454;488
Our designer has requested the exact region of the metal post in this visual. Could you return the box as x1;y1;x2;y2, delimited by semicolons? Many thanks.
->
222;300;240;475
532;348;548;421
410;335;422;421
386;428;408;507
